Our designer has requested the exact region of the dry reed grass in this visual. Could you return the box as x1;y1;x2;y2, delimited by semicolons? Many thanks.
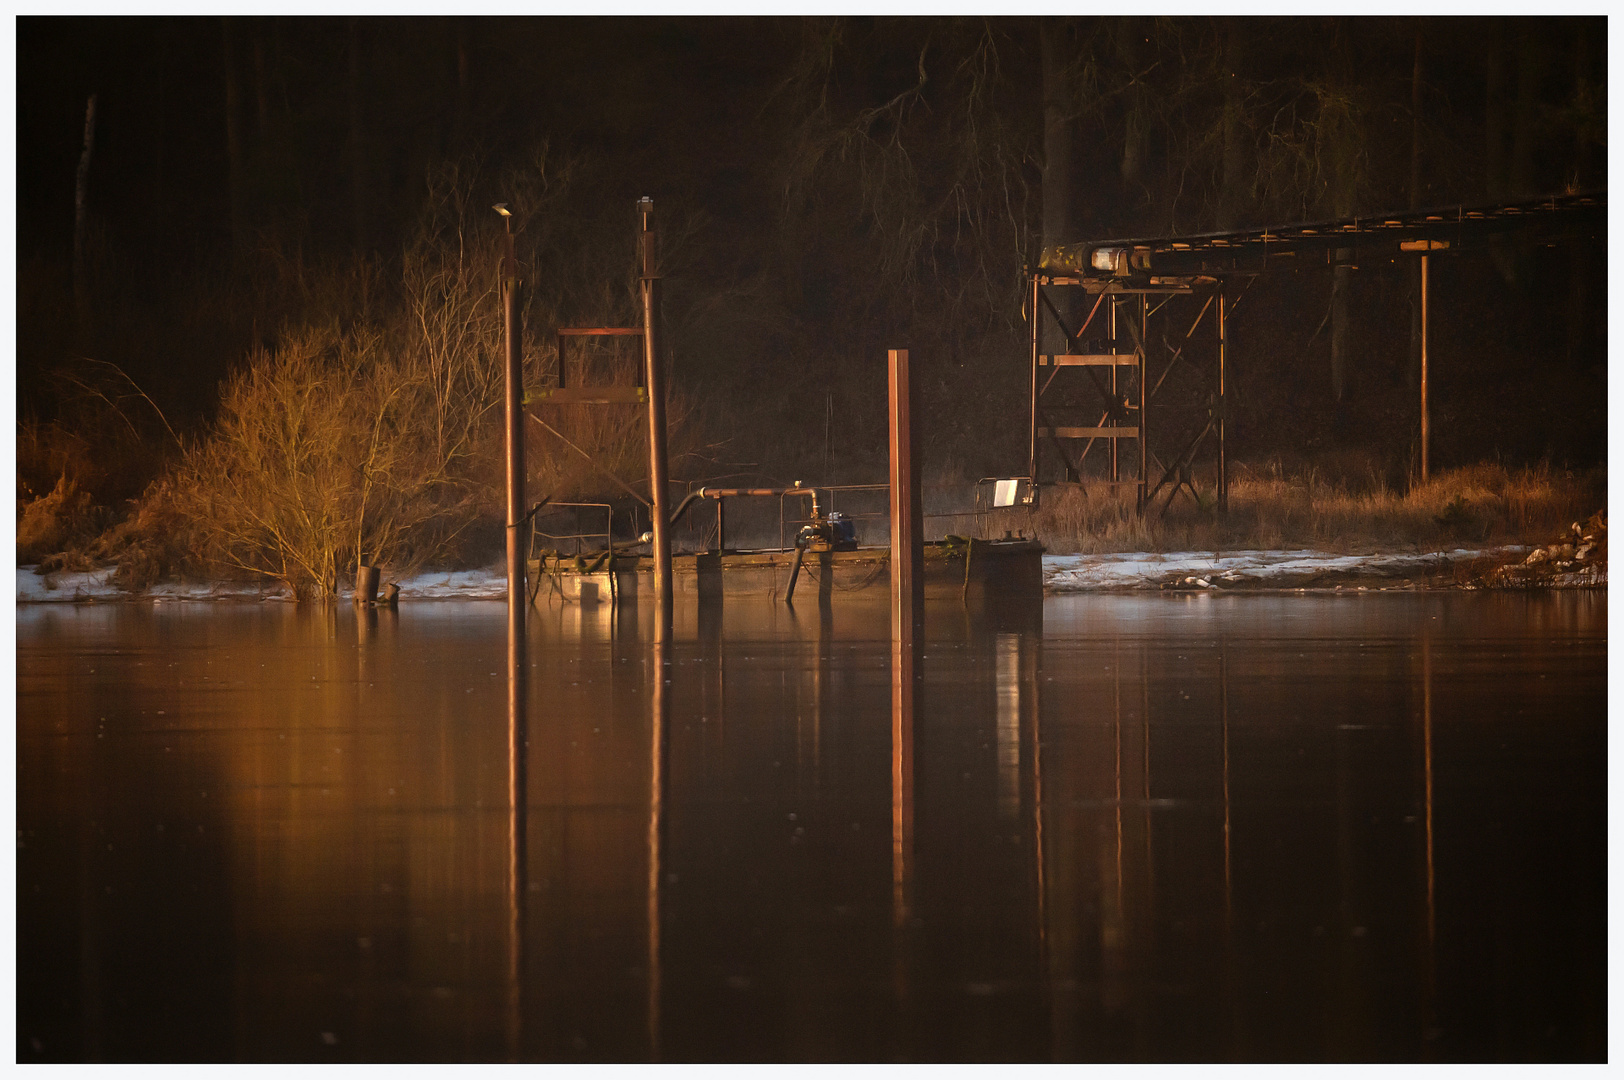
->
972;460;1603;555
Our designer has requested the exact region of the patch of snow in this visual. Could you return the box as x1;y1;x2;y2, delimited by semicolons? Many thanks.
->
395;569;507;600
16;565;511;603
1042;548;1520;592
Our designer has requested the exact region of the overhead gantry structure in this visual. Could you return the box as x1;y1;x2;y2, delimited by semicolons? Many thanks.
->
1025;191;1605;515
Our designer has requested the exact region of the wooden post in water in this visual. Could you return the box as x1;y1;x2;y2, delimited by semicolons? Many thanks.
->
888;349;924;648
640;198;673;636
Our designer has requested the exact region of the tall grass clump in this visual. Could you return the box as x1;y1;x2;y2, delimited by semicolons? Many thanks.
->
976;459;1603;555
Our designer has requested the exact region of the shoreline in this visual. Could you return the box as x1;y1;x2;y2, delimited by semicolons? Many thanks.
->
15;546;1604;603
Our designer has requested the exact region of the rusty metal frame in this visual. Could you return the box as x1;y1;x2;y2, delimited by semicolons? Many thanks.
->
1027;272;1233;516
1029;193;1603;514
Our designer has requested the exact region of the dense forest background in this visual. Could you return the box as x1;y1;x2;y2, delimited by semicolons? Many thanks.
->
15;17;1608;580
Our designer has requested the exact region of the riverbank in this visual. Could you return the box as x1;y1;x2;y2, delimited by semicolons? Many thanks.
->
16;543;1604;603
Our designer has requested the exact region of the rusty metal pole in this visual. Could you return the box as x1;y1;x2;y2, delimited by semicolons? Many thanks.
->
497;202;527;1060
498;206;526;653
1026;271;1039;487
640;198;673;636
1420;254;1430;484
1110;297;1120;483
1137;293;1149;514
1028;272;1041;487
889;349;924;650
1217;283;1228;516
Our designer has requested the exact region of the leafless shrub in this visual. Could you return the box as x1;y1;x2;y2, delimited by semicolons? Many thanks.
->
155;151;711;598
167;323;488;598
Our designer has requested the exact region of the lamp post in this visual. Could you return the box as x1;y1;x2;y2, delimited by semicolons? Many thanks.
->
493;200;528;1059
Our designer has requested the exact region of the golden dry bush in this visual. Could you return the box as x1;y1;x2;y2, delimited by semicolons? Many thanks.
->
170;324;489;598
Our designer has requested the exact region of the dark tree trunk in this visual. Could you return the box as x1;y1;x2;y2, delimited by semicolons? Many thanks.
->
221;17;247;256
1484;23;1507;199
1566;28;1595;366
1040;18;1076;364
1117;18;1149;193
1509;29;1542;197
1216;20;1247;231
1408;24;1423;391
348;17;369;253
74;92;96;333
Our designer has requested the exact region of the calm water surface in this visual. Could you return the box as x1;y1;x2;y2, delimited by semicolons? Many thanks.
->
17;592;1605;1061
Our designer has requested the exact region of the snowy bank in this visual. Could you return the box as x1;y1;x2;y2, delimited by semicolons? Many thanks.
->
15;548;1539;603
15;565;511;603
1042;547;1522;592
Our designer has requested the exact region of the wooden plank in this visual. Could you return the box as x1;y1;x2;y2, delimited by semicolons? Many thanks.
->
1040;353;1140;366
1038;426;1139;439
557;327;643;336
527;386;647;405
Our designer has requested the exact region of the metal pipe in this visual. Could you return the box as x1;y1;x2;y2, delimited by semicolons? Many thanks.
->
1420;253;1430;484
639;198;672;633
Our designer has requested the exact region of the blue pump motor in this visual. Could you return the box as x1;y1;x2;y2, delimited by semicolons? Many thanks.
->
824;512;858;550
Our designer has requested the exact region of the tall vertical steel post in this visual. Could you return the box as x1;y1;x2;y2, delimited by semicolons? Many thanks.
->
1137;293;1149;514
639;198;673;634
1028;273;1040;486
1420;254;1430;484
889;345;921;959
498;204;526;709
888;349;924;650
1217;283;1229;516
1109;297;1120;483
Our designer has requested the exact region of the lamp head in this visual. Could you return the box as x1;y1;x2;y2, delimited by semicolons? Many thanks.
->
492;203;511;218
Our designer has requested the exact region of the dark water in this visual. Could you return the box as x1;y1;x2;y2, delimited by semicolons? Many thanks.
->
17;591;1606;1061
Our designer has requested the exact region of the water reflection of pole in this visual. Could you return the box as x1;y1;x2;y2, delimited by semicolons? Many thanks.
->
1024;628;1049;1031
648;637;670;1060
1220;647;1243;1058
1421;633;1436;1054
892;643;916;931
505;606;528;1061
888;346;923;1046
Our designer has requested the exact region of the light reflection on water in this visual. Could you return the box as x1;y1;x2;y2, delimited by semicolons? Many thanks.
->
16;591;1605;1061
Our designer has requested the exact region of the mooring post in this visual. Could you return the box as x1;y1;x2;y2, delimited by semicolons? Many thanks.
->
640;198;673;635
888;348;924;649
1420;253;1430;484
